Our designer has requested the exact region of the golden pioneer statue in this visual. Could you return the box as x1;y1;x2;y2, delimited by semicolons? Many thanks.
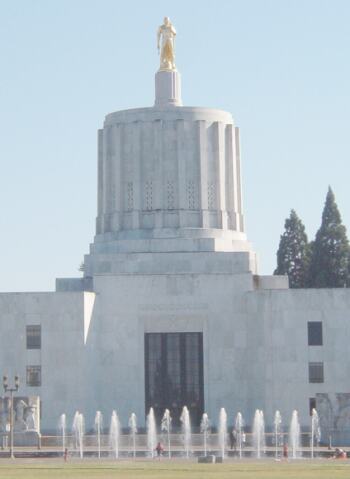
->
157;17;176;71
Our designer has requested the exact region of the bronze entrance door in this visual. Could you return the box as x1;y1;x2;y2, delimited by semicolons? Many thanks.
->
144;332;204;427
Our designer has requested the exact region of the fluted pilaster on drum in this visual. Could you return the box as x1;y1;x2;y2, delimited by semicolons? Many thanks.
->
235;127;244;232
225;124;244;233
131;121;141;229
197;120;208;227
110;124;122;231
176;120;186;221
96;129;104;234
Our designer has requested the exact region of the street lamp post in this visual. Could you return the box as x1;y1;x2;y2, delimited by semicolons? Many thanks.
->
3;375;19;459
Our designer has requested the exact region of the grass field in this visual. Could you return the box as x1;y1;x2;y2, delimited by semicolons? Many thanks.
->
0;459;349;479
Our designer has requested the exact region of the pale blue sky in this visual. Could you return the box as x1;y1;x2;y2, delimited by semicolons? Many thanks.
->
0;0;349;291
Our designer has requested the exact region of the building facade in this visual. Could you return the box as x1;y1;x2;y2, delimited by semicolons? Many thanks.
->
1;47;350;442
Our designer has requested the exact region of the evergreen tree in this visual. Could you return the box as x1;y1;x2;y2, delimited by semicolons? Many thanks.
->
274;209;310;288
309;187;350;287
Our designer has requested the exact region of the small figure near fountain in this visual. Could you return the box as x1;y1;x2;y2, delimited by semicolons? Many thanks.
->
155;441;164;459
229;429;237;451
332;447;347;459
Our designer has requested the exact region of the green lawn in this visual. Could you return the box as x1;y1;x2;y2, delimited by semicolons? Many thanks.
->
0;460;349;479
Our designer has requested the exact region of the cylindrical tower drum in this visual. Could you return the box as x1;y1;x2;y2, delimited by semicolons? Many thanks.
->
96;106;245;244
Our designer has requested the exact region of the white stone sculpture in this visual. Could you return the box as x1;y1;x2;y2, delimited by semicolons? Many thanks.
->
14;399;28;431
25;406;37;431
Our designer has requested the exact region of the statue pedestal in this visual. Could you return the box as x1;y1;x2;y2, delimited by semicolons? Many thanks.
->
14;430;41;447
154;70;182;107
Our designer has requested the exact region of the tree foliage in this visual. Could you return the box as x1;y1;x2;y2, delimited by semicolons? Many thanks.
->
309;187;350;287
274;209;310;288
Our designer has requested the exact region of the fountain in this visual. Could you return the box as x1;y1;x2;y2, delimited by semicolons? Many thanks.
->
161;409;172;458
252;410;265;459
109;410;121;459
72;411;84;458
94;411;103;458
59;413;66;455
289;410;301;459
180;406;191;458
274;410;282;459
218;408;227;459
200;413;210;457
147;407;157;458
128;413;137;458
56;406;321;460
310;408;321;459
235;412;244;459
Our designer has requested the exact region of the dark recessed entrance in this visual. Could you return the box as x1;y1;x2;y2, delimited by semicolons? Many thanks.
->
144;332;204;427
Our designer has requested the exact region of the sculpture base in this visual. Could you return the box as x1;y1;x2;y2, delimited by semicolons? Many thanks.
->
13;430;41;447
154;70;182;107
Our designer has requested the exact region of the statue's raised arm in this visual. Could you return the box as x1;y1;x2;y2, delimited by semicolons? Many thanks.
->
157;17;176;71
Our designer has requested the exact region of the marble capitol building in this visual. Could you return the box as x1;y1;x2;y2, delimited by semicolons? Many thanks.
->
1;19;350;442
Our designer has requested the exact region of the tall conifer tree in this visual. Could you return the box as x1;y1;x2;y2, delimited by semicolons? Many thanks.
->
309;187;350;287
274;209;310;288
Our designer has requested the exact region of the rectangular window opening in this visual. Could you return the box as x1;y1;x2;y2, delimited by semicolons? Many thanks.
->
26;325;41;349
308;322;323;346
309;362;324;383
26;366;41;387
